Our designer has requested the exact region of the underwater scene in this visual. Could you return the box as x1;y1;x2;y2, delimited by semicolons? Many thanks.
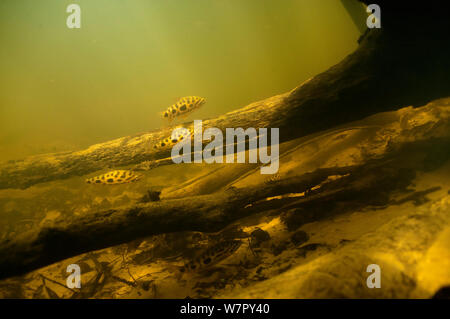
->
0;0;449;302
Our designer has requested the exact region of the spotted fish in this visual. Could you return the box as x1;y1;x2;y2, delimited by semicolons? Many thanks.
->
86;170;140;185
161;96;206;121
180;239;242;274
153;126;194;150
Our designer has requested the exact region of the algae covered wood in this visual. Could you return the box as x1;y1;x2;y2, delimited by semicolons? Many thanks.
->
0;99;448;280
0;0;449;283
1;1;450;190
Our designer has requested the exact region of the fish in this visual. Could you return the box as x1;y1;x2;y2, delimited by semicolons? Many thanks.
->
161;96;206;121
85;170;140;185
153;126;194;150
180;239;242;274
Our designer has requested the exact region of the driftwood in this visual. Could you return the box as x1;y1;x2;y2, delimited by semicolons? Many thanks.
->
1;2;449;190
0;1;450;280
0;100;449;280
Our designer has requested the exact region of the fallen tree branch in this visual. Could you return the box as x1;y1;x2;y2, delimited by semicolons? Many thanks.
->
0;99;449;279
0;2;450;281
1;2;449;190
0;165;382;280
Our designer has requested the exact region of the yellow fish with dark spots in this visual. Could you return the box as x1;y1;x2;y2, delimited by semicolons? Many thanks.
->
166;239;242;279
153;126;194;150
180;240;242;274
161;96;206;121
86;170;140;185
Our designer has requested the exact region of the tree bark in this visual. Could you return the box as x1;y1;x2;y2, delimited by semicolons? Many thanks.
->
0;1;449;280
0;99;449;280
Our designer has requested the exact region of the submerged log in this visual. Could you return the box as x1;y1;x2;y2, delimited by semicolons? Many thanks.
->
0;99;449;280
0;1;449;281
1;1;449;190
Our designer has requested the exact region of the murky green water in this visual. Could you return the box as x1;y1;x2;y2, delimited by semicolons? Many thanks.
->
0;0;364;161
2;2;450;300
